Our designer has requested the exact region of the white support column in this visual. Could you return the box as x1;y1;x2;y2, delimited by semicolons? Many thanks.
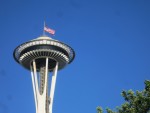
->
49;62;59;113
33;60;40;99
32;60;42;113
30;65;38;113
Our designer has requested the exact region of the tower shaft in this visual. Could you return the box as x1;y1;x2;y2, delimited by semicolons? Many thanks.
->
40;66;49;113
30;58;58;113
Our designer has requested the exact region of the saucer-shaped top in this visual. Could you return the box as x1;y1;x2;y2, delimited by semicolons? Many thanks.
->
13;36;75;71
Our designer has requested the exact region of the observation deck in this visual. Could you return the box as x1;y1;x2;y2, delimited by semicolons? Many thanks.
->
13;36;75;71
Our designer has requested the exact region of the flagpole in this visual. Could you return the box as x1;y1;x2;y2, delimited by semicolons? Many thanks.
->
43;21;46;36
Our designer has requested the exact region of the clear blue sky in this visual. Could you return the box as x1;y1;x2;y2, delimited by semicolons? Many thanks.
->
0;0;150;113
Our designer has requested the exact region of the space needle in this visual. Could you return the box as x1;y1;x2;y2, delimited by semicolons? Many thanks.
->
13;26;75;113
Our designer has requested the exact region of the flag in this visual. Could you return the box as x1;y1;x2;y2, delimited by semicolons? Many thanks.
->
44;26;55;35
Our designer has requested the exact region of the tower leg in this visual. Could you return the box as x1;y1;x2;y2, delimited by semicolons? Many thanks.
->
49;62;59;113
31;59;41;113
30;64;38;113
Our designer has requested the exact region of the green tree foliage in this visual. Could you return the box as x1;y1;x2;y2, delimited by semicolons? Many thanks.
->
97;80;150;113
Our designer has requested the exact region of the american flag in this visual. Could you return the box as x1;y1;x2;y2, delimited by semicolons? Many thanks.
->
44;26;55;35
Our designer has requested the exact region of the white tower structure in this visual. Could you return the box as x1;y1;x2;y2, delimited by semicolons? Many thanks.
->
13;36;75;113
